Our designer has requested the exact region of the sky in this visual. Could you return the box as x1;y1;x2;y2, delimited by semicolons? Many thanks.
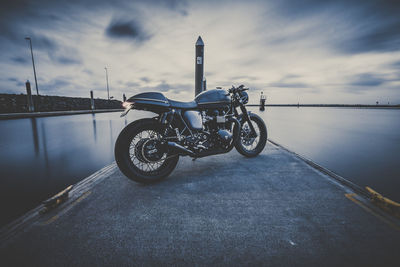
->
0;0;400;104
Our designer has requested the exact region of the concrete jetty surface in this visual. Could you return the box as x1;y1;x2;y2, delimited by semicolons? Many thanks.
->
1;142;399;266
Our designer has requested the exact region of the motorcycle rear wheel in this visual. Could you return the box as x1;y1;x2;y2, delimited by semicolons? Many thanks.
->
115;118;179;184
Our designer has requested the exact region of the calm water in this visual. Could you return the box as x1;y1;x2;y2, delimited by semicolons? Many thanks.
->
250;107;400;203
0;107;399;226
0;111;148;227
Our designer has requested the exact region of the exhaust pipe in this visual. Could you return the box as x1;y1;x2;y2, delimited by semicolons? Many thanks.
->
167;142;195;156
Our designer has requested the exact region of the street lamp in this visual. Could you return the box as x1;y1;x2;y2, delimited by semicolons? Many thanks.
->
104;67;110;100
25;37;39;96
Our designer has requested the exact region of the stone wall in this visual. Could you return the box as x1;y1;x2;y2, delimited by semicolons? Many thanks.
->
0;94;122;113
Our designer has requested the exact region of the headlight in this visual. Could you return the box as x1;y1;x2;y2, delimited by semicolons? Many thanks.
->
122;101;133;108
240;91;249;104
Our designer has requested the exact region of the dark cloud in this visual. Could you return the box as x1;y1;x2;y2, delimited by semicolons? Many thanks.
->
8;78;18;82
140;77;151;83
10;56;28;64
350;73;385;87
56;56;81;65
7;77;25;87
0;31;58;53
40;78;72;93
273;0;400;54
23;35;59;52
161;0;188;16
338;21;400;54
125;81;140;87
154;81;172;92
268;74;308;88
268;82;308;88
390;60;400;69
141;81;191;94
105;18;151;42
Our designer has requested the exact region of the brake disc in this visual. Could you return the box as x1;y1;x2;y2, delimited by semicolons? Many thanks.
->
141;139;165;163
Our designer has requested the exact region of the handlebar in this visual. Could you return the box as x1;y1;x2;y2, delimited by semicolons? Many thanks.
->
229;84;249;93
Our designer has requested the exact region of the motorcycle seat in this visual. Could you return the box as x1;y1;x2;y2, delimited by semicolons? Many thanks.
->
168;99;197;109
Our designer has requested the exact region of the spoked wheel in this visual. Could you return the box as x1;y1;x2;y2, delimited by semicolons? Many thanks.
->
115;119;179;184
235;113;267;157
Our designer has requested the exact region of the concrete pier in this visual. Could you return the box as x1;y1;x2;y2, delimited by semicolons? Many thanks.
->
1;142;399;266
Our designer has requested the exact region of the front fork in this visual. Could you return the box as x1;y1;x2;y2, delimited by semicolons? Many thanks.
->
238;104;257;138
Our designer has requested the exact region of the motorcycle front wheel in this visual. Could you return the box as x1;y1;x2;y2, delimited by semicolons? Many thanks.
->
115;118;179;184
235;113;267;157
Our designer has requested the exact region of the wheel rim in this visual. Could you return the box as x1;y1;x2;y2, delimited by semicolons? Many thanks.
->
128;130;168;173
240;120;261;152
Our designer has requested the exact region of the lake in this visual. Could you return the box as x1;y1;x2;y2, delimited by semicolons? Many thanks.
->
0;107;399;226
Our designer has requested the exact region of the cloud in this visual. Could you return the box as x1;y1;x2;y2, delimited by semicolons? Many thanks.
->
0;0;400;104
273;0;400;54
140;77;151;83
56;56;81;65
230;75;258;81
39;78;72;94
391;60;400;69
7;77;25;87
267;74;309;88
338;21;400;54
27;35;58;51
140;81;191;94
349;73;385;87
105;18;151;42
125;81;140;87
83;69;93;75
152;81;172;92
268;82;308;88
10;56;28;64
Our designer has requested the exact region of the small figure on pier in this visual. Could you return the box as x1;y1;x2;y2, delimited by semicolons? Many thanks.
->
260;91;266;111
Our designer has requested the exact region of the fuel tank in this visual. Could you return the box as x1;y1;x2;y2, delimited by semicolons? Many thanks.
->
183;110;203;130
195;89;230;108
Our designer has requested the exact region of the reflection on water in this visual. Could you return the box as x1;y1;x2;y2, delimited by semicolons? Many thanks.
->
251;107;400;203
1;108;399;226
0;111;150;227
31;118;39;156
92;114;97;142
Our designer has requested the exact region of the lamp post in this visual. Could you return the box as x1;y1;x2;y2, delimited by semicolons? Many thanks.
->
104;67;110;100
25;37;39;96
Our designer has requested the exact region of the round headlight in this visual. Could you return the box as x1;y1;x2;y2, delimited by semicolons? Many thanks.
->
240;91;249;104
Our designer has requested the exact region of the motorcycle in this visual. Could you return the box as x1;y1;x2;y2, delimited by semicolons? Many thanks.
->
115;84;267;184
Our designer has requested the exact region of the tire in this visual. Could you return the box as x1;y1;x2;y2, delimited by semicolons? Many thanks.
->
235;113;267;157
115;118;179;184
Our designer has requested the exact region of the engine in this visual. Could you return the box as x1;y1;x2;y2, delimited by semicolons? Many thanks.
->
201;108;233;147
180;107;234;152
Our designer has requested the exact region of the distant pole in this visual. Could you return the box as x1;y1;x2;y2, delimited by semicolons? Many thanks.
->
26;80;35;112
195;36;204;96
104;67;110;100
203;77;207;91
123;93;126;102
90;90;95;110
25;37;39;96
